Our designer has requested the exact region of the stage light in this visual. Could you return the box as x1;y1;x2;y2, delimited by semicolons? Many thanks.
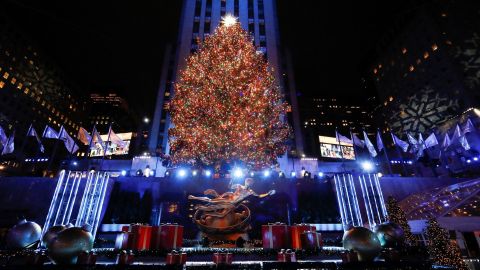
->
72;161;78;166
192;170;198;176
204;170;212;177
474;157;478;161
467;159;472;164
121;170;127;176
143;117;150;124
178;169;187;178
318;172;324;177
407;160;413;165
377;172;383;178
165;171;170;176
361;161;374;172
290;171;296;178
263;170;270;177
233;168;244;178
250;172;254;177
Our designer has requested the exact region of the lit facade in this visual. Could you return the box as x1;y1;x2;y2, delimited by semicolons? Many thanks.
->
0;15;86;151
371;1;480;135
149;0;303;157
300;97;374;158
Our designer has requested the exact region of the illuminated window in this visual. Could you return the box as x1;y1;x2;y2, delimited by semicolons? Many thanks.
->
3;72;9;79
10;77;16;84
432;44;438;51
0;81;4;88
402;48;407;54
373;68;378;74
409;65;415;72
423;52;429;59
389;96;394;102
24;88;29;94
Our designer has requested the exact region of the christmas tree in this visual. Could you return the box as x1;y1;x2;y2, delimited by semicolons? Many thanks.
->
169;15;290;168
386;196;416;245
425;217;468;270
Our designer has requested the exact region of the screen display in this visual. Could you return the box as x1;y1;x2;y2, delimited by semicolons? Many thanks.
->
319;136;356;160
89;132;132;157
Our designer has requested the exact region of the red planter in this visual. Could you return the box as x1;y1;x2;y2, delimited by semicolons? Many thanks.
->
151;224;183;250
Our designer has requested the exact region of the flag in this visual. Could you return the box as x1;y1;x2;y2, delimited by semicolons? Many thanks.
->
451;124;463;142
58;126;79;154
376;131;384;152
459;135;471;151
42;125;59;139
0;125;7;147
336;131;352;144
442;133;451;150
462;118;475;134
424;133;439;149
1;132;14;155
391;133;409;152
77;127;92;146
363;131;377;157
352;133;365;148
27;125;45;153
91;127;104;149
108;128;126;148
407;133;418;146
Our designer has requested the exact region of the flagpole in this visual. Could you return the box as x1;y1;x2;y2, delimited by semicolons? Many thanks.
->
99;122;113;171
391;132;408;176
19;124;32;158
46;126;61;173
336;127;347;173
349;128;359;163
378;129;393;175
85;125;96;160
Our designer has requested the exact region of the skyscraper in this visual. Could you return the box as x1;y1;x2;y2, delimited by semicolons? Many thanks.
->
370;1;480;135
149;0;303;157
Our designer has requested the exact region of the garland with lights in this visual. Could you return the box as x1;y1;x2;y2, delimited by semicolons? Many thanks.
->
425;217;468;270
385;196;416;246
169;15;290;169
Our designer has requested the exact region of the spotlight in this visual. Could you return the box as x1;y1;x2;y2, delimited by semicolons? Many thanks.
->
121;170;127;176
178;169;187;178
290;171;296;178
318;172;324;177
377;172;383;178
72;161;78;166
263;170;270;177
233;168;244;178
467;159;472;164
474;157;478;161
143;117;150;124
204;170;212;177
250;172;255;177
361;161;374;172
192;170;198;176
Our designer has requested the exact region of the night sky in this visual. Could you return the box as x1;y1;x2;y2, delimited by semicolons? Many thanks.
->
2;0;416;116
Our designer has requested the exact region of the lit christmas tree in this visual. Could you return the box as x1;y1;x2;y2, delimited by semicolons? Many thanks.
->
169;15;290;168
425;217;468;270
386;196;416;246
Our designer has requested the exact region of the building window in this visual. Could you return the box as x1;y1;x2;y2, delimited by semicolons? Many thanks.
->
248;0;254;18
248;22;255;35
3;72;9;79
432;44;438;51
204;21;211;34
258;0;265;19
234;0;239;16
193;21;200;33
205;0;212;17
221;0;226;16
0;81;4;88
194;0;201;17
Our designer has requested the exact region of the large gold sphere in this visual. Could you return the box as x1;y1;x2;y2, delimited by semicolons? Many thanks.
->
47;227;94;264
42;225;67;248
5;220;42;249
342;226;382;261
373;222;405;248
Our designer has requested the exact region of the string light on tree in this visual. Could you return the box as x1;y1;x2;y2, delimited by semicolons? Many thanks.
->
425;217;468;270
386;196;416;246
169;18;290;169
